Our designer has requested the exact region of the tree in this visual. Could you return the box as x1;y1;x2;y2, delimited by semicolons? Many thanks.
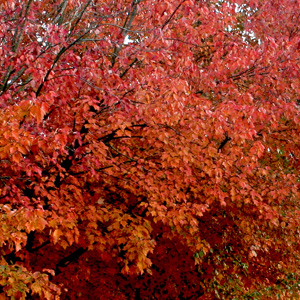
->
0;0;300;299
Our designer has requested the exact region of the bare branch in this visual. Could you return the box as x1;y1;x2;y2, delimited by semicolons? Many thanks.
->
161;0;186;30
111;0;141;67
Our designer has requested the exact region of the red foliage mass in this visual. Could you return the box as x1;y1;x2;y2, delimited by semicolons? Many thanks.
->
0;0;300;299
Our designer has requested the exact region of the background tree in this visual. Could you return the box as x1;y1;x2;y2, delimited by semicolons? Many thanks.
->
0;0;300;299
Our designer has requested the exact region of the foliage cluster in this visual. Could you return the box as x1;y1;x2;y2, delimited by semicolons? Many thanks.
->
0;0;300;299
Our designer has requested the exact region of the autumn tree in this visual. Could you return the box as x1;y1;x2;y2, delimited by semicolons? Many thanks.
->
0;0;300;299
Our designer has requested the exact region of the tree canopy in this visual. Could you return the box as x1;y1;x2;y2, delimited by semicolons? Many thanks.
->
0;0;300;299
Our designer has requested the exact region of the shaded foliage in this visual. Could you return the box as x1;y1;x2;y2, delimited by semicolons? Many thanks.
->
0;0;300;299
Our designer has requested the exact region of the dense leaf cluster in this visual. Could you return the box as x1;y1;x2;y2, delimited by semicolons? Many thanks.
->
0;0;300;299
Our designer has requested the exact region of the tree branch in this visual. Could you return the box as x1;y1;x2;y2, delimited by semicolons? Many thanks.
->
55;247;88;275
111;0;141;67
36;28;94;96
161;0;186;30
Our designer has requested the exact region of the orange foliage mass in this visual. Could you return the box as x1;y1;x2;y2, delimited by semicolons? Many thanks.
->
0;0;300;299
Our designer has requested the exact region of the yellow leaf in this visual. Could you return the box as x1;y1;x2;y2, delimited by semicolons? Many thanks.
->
65;231;74;246
52;229;62;244
60;240;69;249
121;263;129;274
136;261;144;274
